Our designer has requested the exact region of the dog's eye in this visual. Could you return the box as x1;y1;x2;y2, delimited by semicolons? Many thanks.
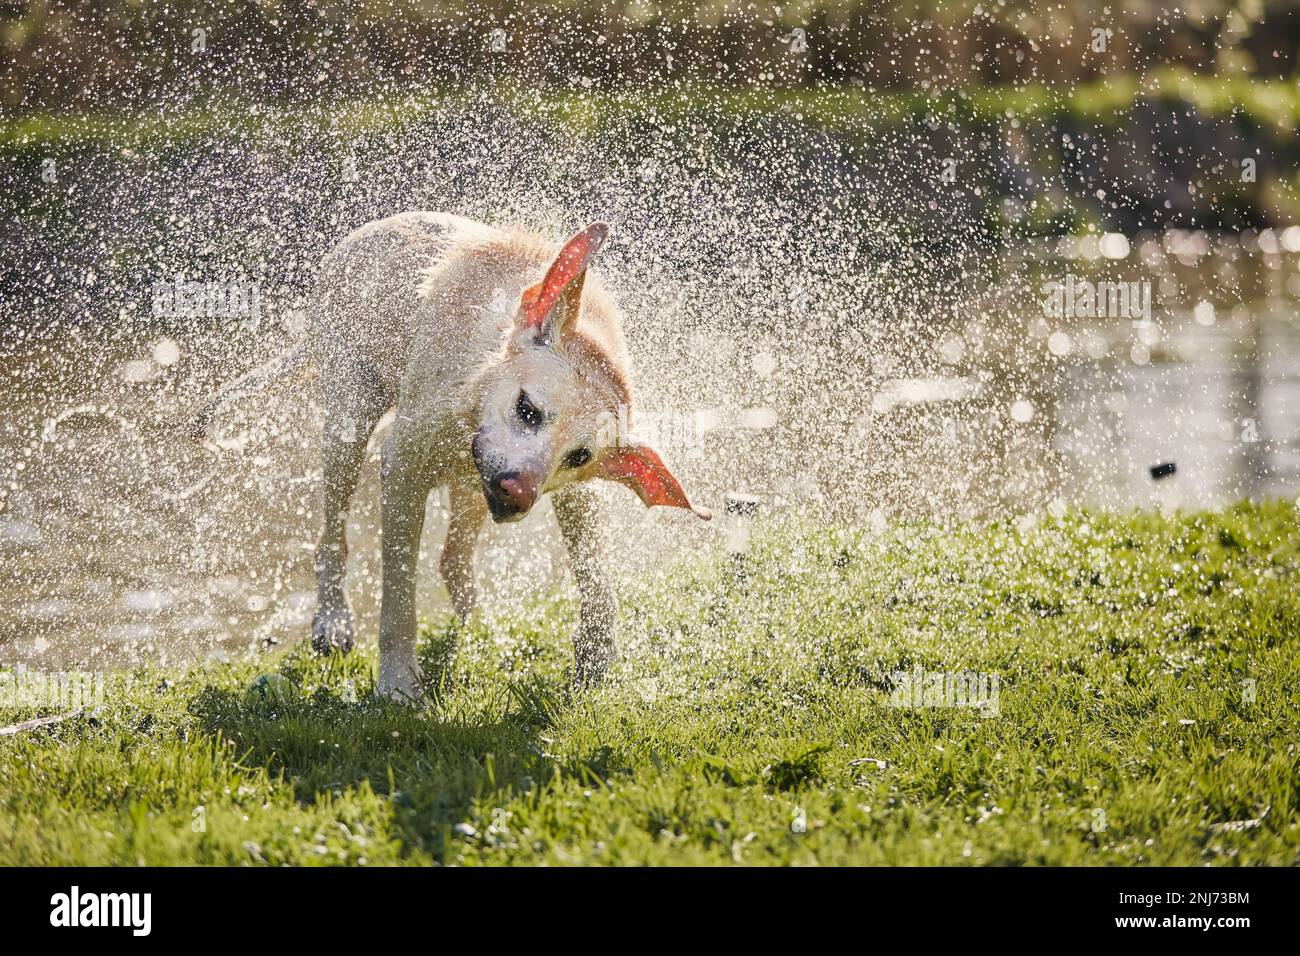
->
562;446;592;470
515;391;544;430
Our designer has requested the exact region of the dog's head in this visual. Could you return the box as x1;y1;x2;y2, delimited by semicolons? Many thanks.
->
470;222;711;524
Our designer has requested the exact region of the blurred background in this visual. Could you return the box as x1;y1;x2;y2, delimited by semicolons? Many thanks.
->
2;1;1299;667
4;2;1300;106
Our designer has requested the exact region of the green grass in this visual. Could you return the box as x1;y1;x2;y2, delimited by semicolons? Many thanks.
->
2;501;1298;865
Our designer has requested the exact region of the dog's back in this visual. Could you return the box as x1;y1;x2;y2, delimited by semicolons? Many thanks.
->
312;212;630;406
311;211;466;400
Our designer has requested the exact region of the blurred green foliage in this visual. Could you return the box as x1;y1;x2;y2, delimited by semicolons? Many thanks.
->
2;1;1297;111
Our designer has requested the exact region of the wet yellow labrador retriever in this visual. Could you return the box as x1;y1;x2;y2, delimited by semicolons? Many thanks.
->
195;213;709;699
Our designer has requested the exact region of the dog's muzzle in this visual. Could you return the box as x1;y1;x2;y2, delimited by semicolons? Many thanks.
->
472;432;536;523
483;471;536;522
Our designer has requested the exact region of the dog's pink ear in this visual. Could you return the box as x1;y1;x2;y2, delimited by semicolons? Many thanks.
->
520;221;610;343
596;445;712;519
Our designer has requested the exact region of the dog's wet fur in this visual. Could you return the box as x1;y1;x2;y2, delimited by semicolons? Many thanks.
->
196;213;708;698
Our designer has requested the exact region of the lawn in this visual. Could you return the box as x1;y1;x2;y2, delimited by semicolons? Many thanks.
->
1;501;1297;865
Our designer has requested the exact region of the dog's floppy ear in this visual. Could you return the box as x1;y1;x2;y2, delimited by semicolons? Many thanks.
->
518;221;610;345
595;444;712;519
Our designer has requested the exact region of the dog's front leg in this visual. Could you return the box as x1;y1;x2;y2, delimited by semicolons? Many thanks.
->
554;485;617;684
312;395;385;655
441;484;487;620
377;422;436;702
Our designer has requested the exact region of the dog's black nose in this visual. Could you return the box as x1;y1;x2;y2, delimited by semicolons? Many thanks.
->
484;471;536;521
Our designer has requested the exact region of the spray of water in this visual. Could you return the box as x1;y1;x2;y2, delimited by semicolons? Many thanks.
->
2;9;1298;674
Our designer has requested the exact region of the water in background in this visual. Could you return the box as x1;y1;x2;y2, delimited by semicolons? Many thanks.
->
2;102;1298;669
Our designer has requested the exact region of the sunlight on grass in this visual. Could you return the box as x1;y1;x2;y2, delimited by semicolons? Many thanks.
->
1;501;1297;865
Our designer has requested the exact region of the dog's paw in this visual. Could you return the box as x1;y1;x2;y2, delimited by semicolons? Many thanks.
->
377;660;426;704
311;604;355;655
